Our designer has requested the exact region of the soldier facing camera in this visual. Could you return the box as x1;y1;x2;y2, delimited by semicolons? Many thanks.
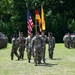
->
11;35;20;60
48;32;55;59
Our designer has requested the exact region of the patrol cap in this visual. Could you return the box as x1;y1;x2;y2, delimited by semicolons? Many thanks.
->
19;32;23;35
13;35;16;37
48;32;53;36
41;30;45;33
20;32;23;34
19;32;23;36
50;32;53;36
36;32;40;35
31;31;33;34
50;32;53;35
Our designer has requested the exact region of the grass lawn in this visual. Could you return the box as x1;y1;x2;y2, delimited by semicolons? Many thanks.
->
0;43;75;75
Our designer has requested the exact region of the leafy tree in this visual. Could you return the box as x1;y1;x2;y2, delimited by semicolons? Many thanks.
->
0;0;75;42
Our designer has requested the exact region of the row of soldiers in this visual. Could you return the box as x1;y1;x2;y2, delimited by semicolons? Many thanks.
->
11;31;55;66
63;32;75;49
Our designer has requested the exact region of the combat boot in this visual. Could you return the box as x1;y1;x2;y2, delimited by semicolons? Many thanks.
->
22;54;24;59
35;63;37;66
18;56;20;60
11;53;14;60
28;59;30;63
11;57;13;60
43;60;46;64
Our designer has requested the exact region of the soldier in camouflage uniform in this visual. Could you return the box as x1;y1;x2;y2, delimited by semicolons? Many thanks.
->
48;32;55;59
63;33;68;47
31;32;43;66
25;32;34;63
70;33;74;48
11;35;20;60
72;33;75;48
66;33;71;48
17;32;26;59
63;33;71;48
40;31;48;63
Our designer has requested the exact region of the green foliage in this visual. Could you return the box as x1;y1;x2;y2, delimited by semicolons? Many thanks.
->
0;0;75;42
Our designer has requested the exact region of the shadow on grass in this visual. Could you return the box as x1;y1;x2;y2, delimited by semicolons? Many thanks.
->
15;59;28;61
37;63;58;67
52;58;62;60
46;58;62;60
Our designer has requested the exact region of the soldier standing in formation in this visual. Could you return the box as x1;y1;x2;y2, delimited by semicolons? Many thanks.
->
40;31;48;63
11;35;20;60
25;32;34;63
63;32;75;48
72;33;75;48
71;33;75;48
48;32;55;59
63;33;67;47
17;32;26;59
63;33;71;48
10;31;56;66
31;32;43;66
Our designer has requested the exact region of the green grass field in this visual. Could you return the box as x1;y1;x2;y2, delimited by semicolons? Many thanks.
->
0;43;75;75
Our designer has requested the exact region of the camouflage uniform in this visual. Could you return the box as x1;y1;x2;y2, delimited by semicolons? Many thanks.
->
0;33;8;49
17;36;26;59
48;35;55;59
63;33;71;48
40;35;47;63
66;34;71;48
11;37;19;60
72;34;75;48
26;35;34;63
63;34;67;47
31;35;43;66
70;34;74;48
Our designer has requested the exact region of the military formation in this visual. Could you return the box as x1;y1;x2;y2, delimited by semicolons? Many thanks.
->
0;32;8;49
63;32;75;48
1;30;75;66
11;31;55;66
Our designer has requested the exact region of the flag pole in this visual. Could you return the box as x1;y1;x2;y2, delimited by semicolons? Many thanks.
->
26;3;28;36
35;2;37;34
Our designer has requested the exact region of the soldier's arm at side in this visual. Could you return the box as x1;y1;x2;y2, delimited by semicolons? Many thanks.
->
41;37;44;48
31;38;35;48
25;38;28;47
46;36;49;43
47;37;49;43
53;37;55;48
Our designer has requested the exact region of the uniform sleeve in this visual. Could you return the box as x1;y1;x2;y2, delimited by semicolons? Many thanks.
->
47;37;49;43
63;36;65;42
25;38;27;47
41;37;44;47
12;38;15;46
53;37;55;48
17;38;19;43
31;38;35;48
46;36;48;43
24;37;26;44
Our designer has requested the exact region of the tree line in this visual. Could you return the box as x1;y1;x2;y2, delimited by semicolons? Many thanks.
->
0;0;75;42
